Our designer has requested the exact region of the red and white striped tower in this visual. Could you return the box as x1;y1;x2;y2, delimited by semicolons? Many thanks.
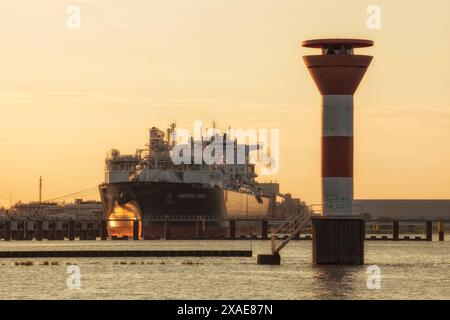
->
303;39;373;216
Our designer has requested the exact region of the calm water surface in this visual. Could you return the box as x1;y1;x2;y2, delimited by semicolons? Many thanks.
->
0;240;449;299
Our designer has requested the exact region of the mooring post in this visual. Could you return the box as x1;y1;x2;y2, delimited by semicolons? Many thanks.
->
261;220;268;240
101;220;108;240
164;221;171;240
68;220;75;241
133;220;140;240
36;221;43;241
4;221;11;241
393;221;399;241
426;221;433;241
229;220;236;240
438;220;445;241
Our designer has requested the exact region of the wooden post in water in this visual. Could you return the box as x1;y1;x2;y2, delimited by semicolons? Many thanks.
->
393;221;399;241
293;220;300;240
195;221;203;239
426;221;432;241
55;221;64;240
36;221;43;241
438;220;445;241
80;221;88;240
164;221;171;240
229;220;236;240
18;221;24;240
4;221;11;241
42;221;49;240
101;220;108;240
28;221;36;240
261;220;268;240
133;220;139;240
68;220;75;241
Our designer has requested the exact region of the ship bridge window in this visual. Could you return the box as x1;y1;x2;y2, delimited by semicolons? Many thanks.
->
323;44;353;55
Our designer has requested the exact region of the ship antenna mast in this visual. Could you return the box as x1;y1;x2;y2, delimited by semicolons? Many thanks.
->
169;122;177;147
39;176;42;204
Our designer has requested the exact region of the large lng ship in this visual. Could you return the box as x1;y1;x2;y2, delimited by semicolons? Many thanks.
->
99;124;302;237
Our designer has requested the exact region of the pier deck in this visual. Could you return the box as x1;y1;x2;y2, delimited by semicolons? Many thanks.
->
0;250;253;258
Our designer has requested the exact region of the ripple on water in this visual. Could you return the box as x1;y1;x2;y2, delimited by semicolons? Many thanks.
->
0;240;449;299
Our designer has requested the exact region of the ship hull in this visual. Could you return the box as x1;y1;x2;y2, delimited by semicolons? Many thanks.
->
99;182;270;237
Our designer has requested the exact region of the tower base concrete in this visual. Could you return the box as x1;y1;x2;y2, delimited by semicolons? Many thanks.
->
312;217;365;265
257;254;280;265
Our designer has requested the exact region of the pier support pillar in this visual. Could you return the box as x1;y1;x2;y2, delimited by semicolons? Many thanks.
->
426;221;432;241
36;221;43;241
133;220;140;240
393;221;399;241
80;222;88;240
55;221;64;240
195;221;204;239
438;220;445;241
25;221;35;240
229;220;236;240
42;221;49;240
101;220;108;240
261;220;268;240
293;220;300;240
257;253;280;265
68;220;75;241
164;221;172;240
312;217;365;265
11;221;18;240
4;221;11;241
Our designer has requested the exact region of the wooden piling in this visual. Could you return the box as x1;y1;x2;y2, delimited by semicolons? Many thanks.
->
55;221;64;240
393;221;399;241
293;220;300;240
229;220;236;240
42;221;49;240
100;220;108;240
164;221;171;240
195;221;203;239
261;220;268;240
26;221;35;240
68;220;75;241
426;221;432;241
36;221;43;241
133;220;140;240
438;220;445;241
80;222;88;240
4;221;11;241
11;221;18;240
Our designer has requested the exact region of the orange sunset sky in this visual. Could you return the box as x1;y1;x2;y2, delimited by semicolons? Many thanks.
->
0;0;449;207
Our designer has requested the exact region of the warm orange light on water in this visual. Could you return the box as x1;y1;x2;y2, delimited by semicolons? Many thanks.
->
108;201;142;238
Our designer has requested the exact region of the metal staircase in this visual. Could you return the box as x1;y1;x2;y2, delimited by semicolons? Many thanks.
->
270;208;312;254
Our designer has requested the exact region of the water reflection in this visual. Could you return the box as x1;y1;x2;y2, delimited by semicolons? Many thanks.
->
312;265;365;299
